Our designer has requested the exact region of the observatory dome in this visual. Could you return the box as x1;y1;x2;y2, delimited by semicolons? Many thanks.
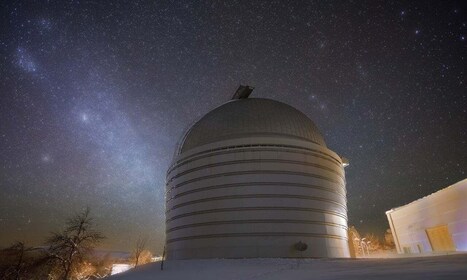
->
180;98;326;153
166;90;350;260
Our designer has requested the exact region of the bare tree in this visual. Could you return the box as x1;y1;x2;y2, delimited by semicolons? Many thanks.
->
363;233;382;252
132;237;148;268
46;207;105;280
1;241;28;280
92;252;113;278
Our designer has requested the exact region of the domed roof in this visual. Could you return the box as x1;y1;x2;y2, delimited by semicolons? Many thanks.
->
179;98;326;153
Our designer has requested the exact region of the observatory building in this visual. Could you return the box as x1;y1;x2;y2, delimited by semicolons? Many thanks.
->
166;86;350;259
386;179;467;254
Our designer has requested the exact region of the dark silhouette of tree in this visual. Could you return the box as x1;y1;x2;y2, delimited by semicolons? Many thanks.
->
1;241;27;280
0;241;41;280
46;207;104;280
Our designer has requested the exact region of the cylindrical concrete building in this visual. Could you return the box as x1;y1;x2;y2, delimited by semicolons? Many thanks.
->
166;92;349;259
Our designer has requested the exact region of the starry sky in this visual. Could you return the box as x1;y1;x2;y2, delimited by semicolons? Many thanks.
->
0;1;465;253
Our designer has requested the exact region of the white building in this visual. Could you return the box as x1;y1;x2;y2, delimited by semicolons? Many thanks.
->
386;179;467;254
165;86;350;259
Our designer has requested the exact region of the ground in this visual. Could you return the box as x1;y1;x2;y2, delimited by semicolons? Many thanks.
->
109;254;467;280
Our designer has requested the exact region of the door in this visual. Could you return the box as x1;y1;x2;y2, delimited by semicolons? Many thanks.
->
426;225;456;251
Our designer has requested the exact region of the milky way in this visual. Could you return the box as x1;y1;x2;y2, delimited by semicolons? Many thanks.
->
0;1;465;253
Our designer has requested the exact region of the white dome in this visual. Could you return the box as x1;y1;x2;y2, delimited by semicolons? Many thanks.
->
180;98;326;154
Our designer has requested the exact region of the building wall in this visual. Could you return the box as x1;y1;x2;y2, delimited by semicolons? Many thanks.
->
386;179;467;254
166;136;350;259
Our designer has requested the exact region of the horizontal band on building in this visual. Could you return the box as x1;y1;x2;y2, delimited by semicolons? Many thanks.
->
167;194;347;213
166;232;348;244
166;206;348;222
169;170;344;192
168;158;344;183
177;132;328;156
166;219;348;233
169;143;343;174
170;182;346;200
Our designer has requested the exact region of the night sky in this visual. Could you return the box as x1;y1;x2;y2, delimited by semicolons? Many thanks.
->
1;1;465;253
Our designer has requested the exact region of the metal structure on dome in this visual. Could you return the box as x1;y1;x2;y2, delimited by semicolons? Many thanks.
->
231;85;254;99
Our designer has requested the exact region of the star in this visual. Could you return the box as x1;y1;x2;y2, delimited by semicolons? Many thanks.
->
80;113;89;122
41;155;51;163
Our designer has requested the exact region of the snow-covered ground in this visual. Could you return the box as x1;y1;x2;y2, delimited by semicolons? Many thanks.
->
109;254;467;280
